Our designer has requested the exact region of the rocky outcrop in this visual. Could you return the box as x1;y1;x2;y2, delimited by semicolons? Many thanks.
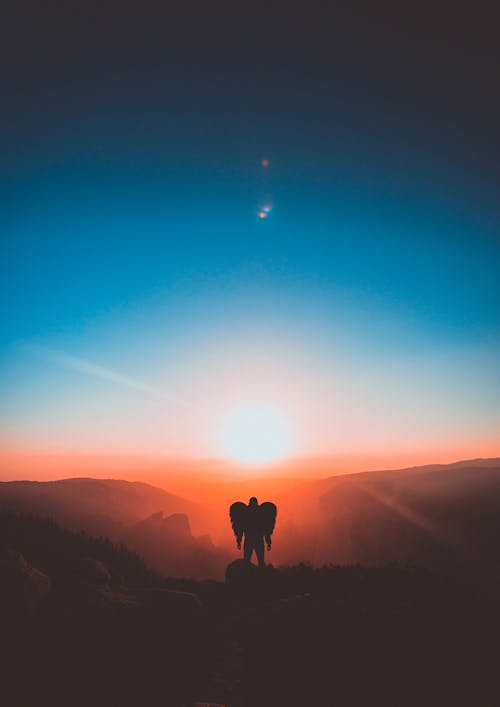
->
68;556;138;608
0;547;51;611
124;511;229;579
225;559;260;585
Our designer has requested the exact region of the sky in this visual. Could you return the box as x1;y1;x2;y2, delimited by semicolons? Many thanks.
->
1;2;499;477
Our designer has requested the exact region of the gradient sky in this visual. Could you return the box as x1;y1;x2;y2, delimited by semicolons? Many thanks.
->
1;2;499;471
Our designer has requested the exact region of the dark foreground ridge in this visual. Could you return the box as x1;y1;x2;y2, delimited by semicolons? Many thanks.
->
2;511;500;707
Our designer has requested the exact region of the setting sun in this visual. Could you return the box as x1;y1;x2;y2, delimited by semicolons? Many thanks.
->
216;402;294;465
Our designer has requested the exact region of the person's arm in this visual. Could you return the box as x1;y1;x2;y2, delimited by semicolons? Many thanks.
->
265;533;272;550
237;532;243;549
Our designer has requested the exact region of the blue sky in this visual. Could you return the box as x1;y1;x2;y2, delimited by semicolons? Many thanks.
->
1;2;499;461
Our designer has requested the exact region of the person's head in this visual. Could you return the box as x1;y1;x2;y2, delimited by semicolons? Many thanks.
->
248;496;258;508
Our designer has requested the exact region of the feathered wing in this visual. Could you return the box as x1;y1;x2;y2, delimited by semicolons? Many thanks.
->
259;501;277;539
229;501;247;540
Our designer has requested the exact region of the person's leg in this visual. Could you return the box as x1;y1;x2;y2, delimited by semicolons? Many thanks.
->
243;536;253;562
255;537;265;567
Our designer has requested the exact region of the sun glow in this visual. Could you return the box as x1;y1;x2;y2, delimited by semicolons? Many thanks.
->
216;402;294;465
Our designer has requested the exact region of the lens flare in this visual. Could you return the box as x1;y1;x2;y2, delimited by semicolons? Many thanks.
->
257;204;272;219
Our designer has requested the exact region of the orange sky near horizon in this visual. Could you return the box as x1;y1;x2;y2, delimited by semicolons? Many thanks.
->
1;442;499;497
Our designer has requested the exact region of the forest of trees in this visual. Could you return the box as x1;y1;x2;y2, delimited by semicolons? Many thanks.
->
0;510;160;586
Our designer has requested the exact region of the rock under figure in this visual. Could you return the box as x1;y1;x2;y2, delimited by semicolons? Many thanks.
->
229;497;277;567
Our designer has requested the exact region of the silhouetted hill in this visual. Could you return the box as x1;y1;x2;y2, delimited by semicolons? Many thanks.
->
2;458;500;577
314;462;500;568
2;512;500;707
124;510;229;579
0;511;158;589
279;456;500;517
0;511;209;707
0;477;201;528
0;477;229;579
272;458;500;570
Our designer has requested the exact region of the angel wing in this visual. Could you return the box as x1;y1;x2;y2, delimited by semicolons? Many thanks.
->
229;501;248;539
259;501;277;538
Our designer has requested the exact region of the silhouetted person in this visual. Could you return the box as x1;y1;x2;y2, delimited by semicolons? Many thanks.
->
229;497;277;567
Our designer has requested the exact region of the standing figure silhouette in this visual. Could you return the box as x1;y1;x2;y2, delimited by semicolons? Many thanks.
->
229;497;277;567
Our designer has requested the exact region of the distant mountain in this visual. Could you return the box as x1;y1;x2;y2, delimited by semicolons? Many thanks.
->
0;478;226;579
124;511;229;579
274;458;500;569
281;456;500;509
0;476;200;527
2;458;499;575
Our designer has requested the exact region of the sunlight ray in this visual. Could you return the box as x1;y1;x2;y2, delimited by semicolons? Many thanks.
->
352;479;471;559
